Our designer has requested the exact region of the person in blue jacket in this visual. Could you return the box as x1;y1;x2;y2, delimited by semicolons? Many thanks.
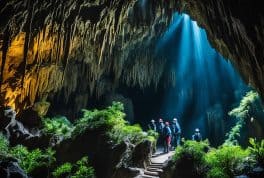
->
163;122;172;153
171;118;181;149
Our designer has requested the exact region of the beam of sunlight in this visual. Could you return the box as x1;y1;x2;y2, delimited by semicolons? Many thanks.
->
156;13;249;139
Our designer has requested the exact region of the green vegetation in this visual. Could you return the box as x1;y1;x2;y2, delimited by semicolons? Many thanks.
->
229;91;259;119
72;157;95;178
73;102;156;145
206;145;249;177
249;138;264;166
172;138;264;178
0;131;95;177
1;102;159;178
111;124;146;144
224;119;243;145
10;145;56;174
53;157;95;178
0;133;9;157
226;90;262;145
146;129;159;147
172;140;209;177
73;102;126;137
173;140;209;164
42;116;73;137
0;132;55;174
52;163;72;177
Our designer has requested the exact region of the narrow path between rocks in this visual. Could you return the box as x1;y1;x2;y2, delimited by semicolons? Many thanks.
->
136;149;174;178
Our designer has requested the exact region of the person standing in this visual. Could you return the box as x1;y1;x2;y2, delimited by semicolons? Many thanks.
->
157;118;165;133
157;118;165;145
192;128;202;142
148;119;156;131
171;118;181;149
163;122;172;153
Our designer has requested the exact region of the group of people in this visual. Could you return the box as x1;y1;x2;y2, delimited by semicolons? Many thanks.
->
148;118;202;153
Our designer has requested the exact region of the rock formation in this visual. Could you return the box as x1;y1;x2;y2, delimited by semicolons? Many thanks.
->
0;158;28;178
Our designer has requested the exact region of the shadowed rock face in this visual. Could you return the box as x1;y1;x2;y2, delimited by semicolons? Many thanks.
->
0;0;263;115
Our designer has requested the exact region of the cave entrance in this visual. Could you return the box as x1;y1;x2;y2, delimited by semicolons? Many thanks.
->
126;13;250;146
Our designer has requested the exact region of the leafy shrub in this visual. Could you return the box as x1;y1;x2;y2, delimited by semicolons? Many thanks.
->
146;130;159;149
111;124;146;144
226;90;261;145
205;145;249;177
172;140;210;177
73;102;153;145
52;162;72;178
147;130;159;141
229;91;259;119
53;157;95;178
248;138;264;166
224;120;243;145
0;133;9;157
42;116;73;137
73;102;126;137
173;140;209;164
10;145;56;174
206;167;229;178
72;157;95;178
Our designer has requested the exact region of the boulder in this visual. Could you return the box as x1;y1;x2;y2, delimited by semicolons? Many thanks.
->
131;140;152;168
32;101;50;117
18;108;42;129
0;106;16;129
0;106;48;149
248;166;264;178
0;159;28;178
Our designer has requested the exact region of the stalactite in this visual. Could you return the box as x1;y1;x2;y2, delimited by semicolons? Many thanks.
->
21;0;36;88
0;28;10;92
0;0;180;113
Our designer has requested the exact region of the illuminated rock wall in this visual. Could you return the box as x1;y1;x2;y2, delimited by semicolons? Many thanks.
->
0;0;175;113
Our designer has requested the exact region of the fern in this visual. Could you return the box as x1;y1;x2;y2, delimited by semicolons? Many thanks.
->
248;138;264;166
53;157;95;178
10;145;56;174
205;145;249;177
73;102;155;145
52;162;72;178
0;133;9;156
42;116;73;137
226;90;261;145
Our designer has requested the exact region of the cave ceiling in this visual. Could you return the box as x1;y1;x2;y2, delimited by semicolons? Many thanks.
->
0;0;263;114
